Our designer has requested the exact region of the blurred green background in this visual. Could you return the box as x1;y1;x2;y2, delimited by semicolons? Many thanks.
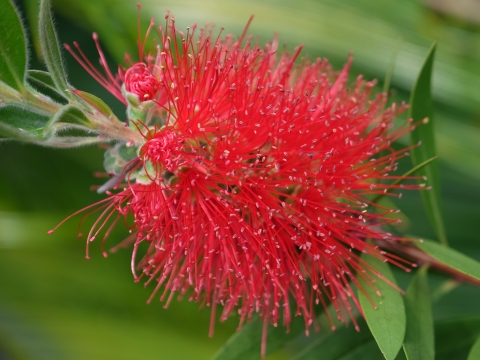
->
1;0;480;359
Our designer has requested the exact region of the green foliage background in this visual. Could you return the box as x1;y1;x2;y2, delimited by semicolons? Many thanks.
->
0;0;479;359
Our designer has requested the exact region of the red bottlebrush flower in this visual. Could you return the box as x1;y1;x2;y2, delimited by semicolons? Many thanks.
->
52;12;424;357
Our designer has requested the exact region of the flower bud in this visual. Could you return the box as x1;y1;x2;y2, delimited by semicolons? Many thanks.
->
124;63;159;102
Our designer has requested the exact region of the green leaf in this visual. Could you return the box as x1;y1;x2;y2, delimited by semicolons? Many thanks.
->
0;0;28;93
414;239;480;281
408;41;447;246
39;0;71;98
26;70;68;104
44;104;94;136
403;266;434;360
467;335;480;360
357;255;406;360
71;90;115;117
0;104;49;141
212;315;305;360
0;104;100;147
293;318;383;360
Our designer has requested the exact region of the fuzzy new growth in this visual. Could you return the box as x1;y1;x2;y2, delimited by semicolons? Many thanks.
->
52;9;424;357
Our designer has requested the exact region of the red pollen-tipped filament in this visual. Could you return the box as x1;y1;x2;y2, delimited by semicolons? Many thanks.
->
64;5;160;106
64;34;126;104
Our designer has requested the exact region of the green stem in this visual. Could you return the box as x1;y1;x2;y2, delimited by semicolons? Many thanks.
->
24;89;62;114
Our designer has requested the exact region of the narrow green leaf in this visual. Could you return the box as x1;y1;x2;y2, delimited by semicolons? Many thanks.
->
358;255;406;360
212;315;305;360
27;70;68;104
0;104;103;147
408;41;447;246
0;105;49;140
0;121;39;142
44;104;93;136
71;90;114;117
39;0;71;97
0;0;28;93
403;266;434;360
293;319;382;360
414;239;480;281
467;335;480;360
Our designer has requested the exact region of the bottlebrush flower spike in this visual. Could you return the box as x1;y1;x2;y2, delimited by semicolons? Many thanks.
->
50;11;425;357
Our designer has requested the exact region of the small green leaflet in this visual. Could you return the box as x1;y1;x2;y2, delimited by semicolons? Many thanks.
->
0;105;50;140
44;104;94;137
71;90;115;118
39;0;72;99
27;70;69;103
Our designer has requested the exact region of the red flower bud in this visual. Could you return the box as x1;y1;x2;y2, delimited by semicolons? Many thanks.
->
124;63;159;101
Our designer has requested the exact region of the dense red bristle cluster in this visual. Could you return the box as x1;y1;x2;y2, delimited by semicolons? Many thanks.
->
54;11;425;357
